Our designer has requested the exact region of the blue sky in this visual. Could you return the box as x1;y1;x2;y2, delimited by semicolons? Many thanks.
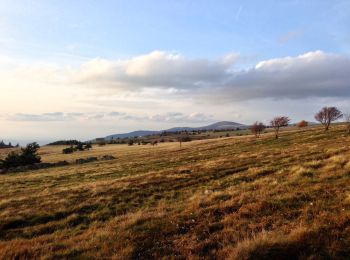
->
2;0;349;60
1;0;350;143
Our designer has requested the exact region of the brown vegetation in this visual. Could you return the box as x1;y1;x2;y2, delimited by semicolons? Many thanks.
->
315;106;343;131
270;116;290;139
1;125;350;259
250;121;265;138
345;114;350;134
297;120;308;128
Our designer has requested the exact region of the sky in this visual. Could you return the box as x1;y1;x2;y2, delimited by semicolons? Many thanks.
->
1;0;350;144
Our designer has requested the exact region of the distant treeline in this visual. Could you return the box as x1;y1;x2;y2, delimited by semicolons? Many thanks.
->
0;140;19;149
47;140;82;145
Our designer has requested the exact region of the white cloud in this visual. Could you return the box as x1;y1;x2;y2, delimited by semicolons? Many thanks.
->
147;112;213;123
74;50;239;90
70;50;350;102
5;111;213;124
8;112;84;122
199;50;350;102
2;50;349;104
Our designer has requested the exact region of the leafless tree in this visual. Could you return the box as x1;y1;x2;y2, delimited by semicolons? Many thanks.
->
270;116;290;139
314;107;343;131
177;136;191;148
250;121;265;138
344;113;350;134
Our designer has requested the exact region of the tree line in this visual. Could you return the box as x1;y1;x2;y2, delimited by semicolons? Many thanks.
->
0;141;19;149
251;106;346;138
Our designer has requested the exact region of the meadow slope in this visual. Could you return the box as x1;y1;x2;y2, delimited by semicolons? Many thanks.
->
1;126;350;259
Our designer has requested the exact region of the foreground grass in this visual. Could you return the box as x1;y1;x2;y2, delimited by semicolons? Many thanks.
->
1;126;350;259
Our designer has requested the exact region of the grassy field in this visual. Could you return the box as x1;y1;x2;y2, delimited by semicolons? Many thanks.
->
1;125;350;259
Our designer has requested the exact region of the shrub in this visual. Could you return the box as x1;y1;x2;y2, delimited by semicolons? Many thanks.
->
62;143;91;154
0;151;21;168
0;142;41;169
250;121;266;137
178;136;192;142
62;146;74;154
75;142;85;151
177;136;192;147
19;143;41;165
297;120;308;128
345;113;350;134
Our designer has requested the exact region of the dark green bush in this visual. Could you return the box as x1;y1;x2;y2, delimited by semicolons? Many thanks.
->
178;136;192;142
75;143;85;151
62;143;91;154
0;142;41;169
62;146;74;154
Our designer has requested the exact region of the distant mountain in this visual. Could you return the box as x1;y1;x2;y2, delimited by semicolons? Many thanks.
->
105;130;160;140
166;121;247;132
197;121;247;130
103;121;248;140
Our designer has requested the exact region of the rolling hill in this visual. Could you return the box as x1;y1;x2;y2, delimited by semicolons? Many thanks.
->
104;121;248;140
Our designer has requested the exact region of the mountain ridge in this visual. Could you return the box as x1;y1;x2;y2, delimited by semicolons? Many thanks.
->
103;121;248;140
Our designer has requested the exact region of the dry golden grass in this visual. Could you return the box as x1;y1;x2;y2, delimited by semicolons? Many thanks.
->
1;125;350;259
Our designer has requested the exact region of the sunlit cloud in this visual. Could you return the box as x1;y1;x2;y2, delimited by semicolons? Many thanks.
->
71;50;350;102
5;111;214;124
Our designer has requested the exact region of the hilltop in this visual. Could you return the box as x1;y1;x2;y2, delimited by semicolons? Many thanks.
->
104;121;247;140
0;125;350;259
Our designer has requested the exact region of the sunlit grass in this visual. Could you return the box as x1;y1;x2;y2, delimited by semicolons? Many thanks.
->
1;125;350;258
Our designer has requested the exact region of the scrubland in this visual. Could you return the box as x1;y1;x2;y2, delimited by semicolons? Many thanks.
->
1;125;350;259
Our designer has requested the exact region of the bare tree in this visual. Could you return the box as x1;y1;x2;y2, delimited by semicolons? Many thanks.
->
344;113;350;134
314;107;343;131
270;116;290;139
297;120;308;128
250;121;265;138
177;136;191;148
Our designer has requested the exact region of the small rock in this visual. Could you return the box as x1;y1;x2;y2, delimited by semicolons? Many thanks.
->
76;157;98;164
76;158;87;164
55;161;69;166
101;155;116;160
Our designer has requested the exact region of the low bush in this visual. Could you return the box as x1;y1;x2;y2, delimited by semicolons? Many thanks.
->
62;143;92;154
62;146;74;154
0;143;41;169
178;136;192;142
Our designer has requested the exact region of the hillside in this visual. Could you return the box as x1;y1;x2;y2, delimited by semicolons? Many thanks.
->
1;125;350;259
104;121;247;140
105;130;160;140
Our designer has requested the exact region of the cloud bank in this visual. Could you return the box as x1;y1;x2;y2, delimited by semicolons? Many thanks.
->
6;111;213;124
74;51;239;90
73;50;350;102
